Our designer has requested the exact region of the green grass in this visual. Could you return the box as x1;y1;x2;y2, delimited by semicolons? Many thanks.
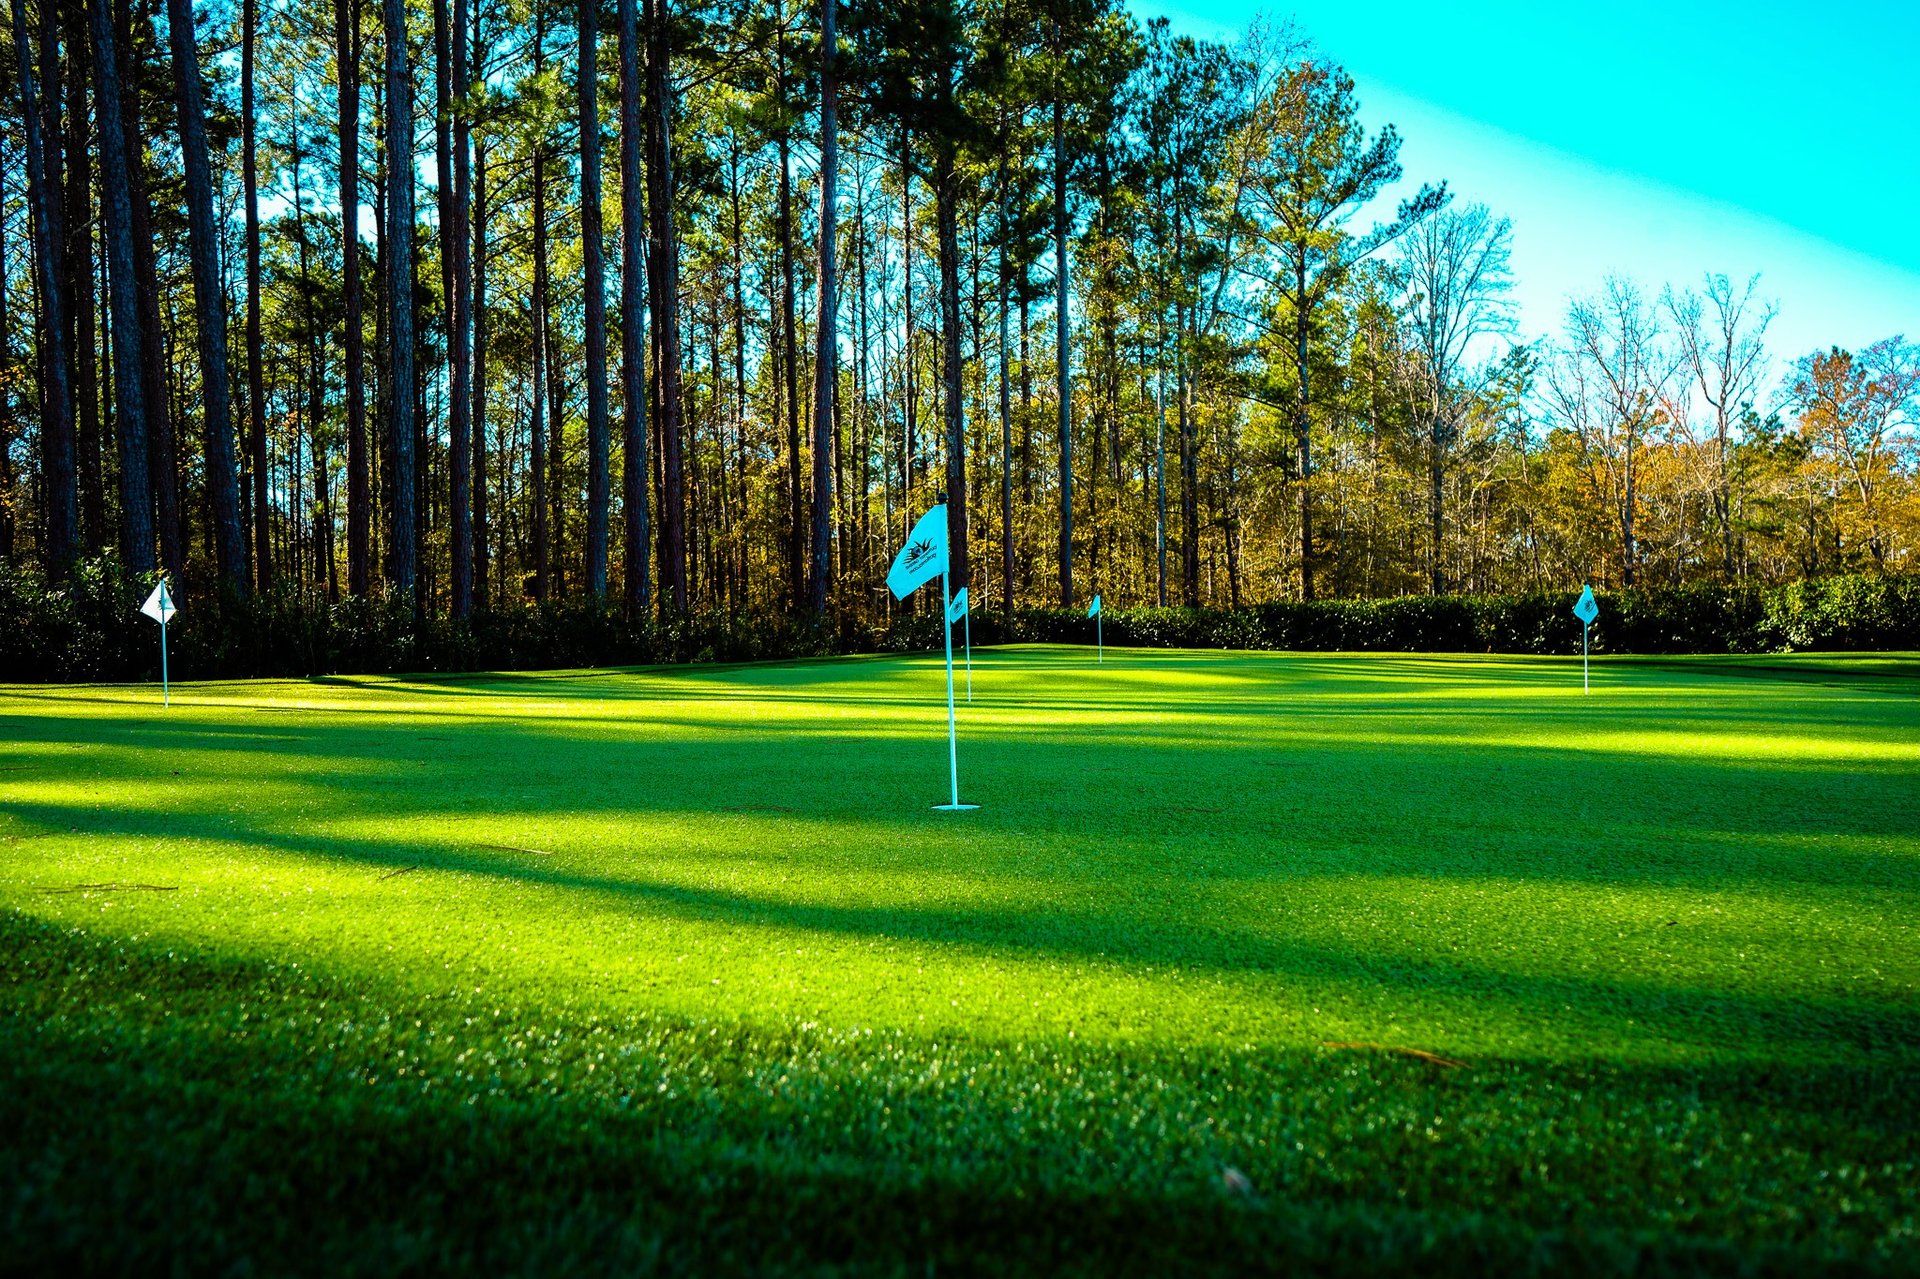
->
3;645;1917;1275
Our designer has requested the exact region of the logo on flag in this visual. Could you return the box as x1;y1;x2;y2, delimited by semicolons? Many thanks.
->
1573;585;1598;626
1087;594;1101;617
887;505;949;600
140;580;177;625
947;586;969;624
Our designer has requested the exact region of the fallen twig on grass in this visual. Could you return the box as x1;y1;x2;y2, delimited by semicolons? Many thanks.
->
378;865;422;882
476;843;554;857
40;882;178;894
1322;1041;1468;1069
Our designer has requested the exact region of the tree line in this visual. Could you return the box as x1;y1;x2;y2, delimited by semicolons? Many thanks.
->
0;0;1914;627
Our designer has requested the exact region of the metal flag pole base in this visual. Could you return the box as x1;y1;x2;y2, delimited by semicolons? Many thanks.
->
931;803;980;812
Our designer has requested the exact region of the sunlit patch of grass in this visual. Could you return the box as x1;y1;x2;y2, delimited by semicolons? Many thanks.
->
2;646;1917;1273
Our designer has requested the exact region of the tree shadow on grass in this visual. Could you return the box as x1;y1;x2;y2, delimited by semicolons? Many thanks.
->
1;910;1913;1277
4;770;1916;1071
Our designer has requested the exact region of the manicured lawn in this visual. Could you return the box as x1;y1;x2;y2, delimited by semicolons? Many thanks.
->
3;646;1916;1274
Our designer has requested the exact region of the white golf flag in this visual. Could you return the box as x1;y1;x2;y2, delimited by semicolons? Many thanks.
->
140;580;177;625
947;586;969;624
888;505;948;601
139;580;178;708
1087;594;1101;617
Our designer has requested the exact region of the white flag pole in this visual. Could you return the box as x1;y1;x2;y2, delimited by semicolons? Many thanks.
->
1583;619;1589;695
964;604;972;702
1097;610;1102;664
941;562;960;808
140;579;177;708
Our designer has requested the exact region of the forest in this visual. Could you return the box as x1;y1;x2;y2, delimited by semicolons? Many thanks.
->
1;0;1916;629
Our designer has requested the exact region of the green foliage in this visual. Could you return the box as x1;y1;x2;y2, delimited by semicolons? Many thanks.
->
2;557;1916;682
1007;579;1911;656
1759;575;1920;651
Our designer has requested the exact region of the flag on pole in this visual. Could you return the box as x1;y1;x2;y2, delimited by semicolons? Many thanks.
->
948;587;973;700
888;505;976;811
1573;584;1598;626
887;506;948;600
140;580;176;625
1087;594;1101;616
1088;594;1102;663
1573;584;1598;694
139;580;177;707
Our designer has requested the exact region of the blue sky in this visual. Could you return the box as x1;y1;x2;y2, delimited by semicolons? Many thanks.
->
1129;0;1919;380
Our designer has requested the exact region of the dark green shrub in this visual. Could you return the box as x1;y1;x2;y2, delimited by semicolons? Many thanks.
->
1;555;1913;682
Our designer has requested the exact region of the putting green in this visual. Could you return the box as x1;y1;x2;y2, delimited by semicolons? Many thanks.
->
3;647;1916;1273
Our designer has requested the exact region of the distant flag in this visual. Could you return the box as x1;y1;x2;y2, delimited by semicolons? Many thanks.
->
947;587;972;702
139;579;178;708
1088;594;1102;663
1573;584;1599;694
888;505;975;810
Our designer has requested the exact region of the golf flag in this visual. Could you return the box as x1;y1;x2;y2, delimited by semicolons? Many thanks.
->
140;579;176;625
1087;594;1101;616
139;580;177;707
887;505;975;811
949;587;972;701
887;506;949;601
1088;594;1102;663
1573;585;1598;626
1573;584;1598;694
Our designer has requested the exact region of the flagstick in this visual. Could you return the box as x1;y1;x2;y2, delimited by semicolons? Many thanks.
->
932;563;974;810
1582;620;1589;696
160;618;169;708
964;606;972;702
1097;611;1102;664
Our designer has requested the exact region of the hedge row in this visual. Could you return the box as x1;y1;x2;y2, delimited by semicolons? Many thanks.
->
1;558;1916;683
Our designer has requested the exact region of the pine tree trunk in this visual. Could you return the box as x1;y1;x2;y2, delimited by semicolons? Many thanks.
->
447;0;473;614
10;0;77;575
64;20;104;556
808;0;837;616
120;0;181;581
472;130;490;608
88;0;152;572
1179;300;1197;607
646;0;685;611
0;150;11;560
1293;257;1313;600
164;0;247;590
338;0;369;595
935;146;966;596
1053;95;1072;607
998;175;1012;620
529;40;551;601
381;0;417;600
578;0;608;596
777;39;802;607
244;0;268;587
292;112;334;597
616;0;649;617
900;127;914;536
